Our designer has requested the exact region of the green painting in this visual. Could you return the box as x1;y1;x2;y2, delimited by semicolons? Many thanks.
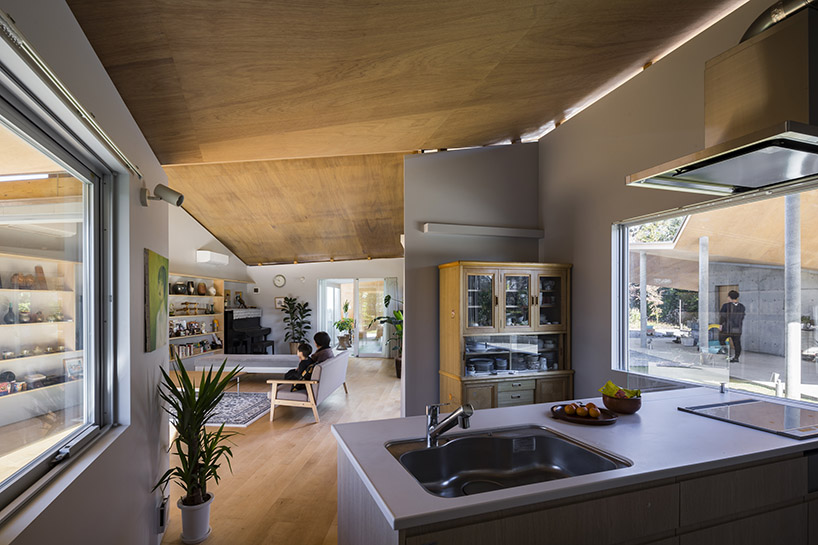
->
145;248;169;352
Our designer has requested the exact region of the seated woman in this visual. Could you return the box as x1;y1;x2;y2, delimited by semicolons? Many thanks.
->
312;331;335;363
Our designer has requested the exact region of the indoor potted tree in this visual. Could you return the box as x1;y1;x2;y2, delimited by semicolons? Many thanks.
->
333;300;355;350
155;356;241;544
282;296;312;354
370;295;403;377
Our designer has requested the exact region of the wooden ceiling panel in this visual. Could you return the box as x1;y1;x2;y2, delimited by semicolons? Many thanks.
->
65;0;746;263
68;0;743;163
164;153;406;264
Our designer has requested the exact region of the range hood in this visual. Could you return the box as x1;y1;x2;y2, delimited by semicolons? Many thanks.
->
627;5;818;195
626;121;818;195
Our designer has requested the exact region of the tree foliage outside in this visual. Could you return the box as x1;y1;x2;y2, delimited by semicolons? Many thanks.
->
629;217;686;243
629;283;698;329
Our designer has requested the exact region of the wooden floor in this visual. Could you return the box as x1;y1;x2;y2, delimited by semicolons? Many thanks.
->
161;356;401;545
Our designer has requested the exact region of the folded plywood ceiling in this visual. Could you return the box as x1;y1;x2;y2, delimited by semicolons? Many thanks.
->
65;0;745;263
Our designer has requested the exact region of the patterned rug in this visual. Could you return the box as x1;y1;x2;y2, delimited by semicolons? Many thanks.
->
205;392;270;428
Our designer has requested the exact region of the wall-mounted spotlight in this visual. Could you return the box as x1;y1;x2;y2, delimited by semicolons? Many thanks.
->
140;184;184;207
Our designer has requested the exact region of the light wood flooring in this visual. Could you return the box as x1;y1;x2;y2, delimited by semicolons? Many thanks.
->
161;356;401;545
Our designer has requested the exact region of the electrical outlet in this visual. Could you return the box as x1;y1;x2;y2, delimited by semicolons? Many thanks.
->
157;496;169;534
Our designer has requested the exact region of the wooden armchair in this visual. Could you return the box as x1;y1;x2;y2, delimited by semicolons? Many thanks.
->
266;351;350;423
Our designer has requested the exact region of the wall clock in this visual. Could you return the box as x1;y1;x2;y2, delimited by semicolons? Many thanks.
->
273;274;286;288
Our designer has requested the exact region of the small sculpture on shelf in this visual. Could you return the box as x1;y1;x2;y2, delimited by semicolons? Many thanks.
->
3;303;15;324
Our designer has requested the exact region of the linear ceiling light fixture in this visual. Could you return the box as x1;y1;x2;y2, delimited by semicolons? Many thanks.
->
0;173;49;182
520;0;751;143
0;12;143;179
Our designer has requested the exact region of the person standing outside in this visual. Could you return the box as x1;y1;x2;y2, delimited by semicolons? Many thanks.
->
719;290;746;363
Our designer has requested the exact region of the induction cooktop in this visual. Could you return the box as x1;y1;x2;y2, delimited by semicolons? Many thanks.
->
678;399;818;440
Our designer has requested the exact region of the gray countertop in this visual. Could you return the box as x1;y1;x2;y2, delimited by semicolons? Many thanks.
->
331;387;818;530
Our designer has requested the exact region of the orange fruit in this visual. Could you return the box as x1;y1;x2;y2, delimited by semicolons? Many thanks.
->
576;406;589;417
588;406;601;418
564;403;576;415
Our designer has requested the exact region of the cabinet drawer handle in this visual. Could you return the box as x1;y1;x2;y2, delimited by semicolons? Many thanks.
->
512;383;522;387
495;295;498;306
531;295;535;306
511;394;521;399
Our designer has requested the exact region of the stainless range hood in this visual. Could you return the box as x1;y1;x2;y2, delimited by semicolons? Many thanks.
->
626;121;818;195
627;6;818;195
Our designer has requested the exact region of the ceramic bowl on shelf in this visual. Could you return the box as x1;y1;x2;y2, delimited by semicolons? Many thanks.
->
602;394;642;414
469;358;493;373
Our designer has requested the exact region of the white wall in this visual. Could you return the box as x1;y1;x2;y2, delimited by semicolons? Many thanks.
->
168;206;251;281
0;2;171;544
537;0;772;398
403;144;539;416
245;258;404;354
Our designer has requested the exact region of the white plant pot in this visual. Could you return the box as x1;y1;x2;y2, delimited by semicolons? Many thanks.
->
178;493;214;544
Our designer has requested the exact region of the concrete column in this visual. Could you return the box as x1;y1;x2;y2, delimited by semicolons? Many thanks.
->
699;237;709;358
785;194;801;400
640;252;647;348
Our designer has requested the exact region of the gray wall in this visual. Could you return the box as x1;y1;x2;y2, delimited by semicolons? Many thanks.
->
706;263;818;357
0;2;171;544
245;258;404;354
404;144;539;416
168;206;252;282
538;0;772;397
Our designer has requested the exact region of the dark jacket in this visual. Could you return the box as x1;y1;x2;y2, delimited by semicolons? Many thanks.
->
312;346;334;363
719;302;746;334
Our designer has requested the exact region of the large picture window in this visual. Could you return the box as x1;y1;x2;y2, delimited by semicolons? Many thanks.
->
0;95;110;511
615;189;818;403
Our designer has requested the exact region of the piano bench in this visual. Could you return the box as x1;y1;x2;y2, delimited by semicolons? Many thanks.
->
252;340;275;355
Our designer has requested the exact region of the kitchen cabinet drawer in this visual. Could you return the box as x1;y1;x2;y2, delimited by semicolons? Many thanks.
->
679;504;807;545
679;456;807;526
463;384;496;410
498;389;534;406
498;379;535;392
535;375;572;403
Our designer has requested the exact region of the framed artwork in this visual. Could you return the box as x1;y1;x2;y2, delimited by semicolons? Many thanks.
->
64;357;83;380
274;296;285;310
144;249;169;352
224;289;231;307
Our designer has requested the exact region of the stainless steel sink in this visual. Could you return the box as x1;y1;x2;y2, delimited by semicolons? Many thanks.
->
385;425;631;498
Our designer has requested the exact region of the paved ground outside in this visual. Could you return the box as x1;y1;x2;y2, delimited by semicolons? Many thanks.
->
628;334;818;402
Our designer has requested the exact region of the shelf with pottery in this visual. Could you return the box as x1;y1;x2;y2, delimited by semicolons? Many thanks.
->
0;379;82;428
170;313;223;319
169;331;224;341
1;254;79;399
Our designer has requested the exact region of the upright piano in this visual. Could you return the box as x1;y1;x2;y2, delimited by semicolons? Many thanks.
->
224;309;273;354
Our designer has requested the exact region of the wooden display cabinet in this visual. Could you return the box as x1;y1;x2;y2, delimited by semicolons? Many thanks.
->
439;261;573;409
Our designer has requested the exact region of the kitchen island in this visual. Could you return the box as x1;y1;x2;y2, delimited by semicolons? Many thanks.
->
332;387;818;545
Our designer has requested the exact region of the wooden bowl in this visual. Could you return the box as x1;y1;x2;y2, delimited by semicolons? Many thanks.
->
602;394;642;414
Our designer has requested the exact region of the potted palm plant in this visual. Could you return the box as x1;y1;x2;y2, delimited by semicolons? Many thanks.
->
370;295;403;377
333;300;355;350
282;296;312;354
155;356;241;544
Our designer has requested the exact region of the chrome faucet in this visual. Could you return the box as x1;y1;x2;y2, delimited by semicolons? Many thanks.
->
426;403;474;447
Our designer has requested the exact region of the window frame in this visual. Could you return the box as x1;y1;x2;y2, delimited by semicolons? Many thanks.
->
0;69;114;518
612;177;818;381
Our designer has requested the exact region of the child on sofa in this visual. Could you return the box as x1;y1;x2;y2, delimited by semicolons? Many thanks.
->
284;342;316;391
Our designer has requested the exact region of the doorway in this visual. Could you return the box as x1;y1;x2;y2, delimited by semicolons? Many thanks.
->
318;277;398;357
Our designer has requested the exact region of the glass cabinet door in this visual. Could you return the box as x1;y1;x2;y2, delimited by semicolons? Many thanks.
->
465;272;496;332
502;273;531;329
538;274;563;329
